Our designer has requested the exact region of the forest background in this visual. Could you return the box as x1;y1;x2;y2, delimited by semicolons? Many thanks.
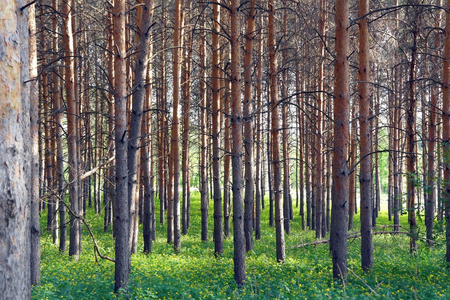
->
0;0;450;298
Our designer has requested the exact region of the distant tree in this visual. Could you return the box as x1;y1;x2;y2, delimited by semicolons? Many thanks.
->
268;0;286;263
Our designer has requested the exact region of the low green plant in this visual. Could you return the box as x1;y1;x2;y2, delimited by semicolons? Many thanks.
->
33;192;450;299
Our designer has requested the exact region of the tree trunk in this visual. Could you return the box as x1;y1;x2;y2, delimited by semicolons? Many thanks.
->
212;0;224;255
113;0;131;291
171;0;183;252
243;0;255;251
230;0;246;285
268;0;286;263
29;2;41;285
315;0;326;239
143;18;155;254
181;1;192;236
358;0;373;270
426;2;441;245
406;28;418;254
127;0;155;254
348;102;357;231
0;0;31;295
330;0;350;280
63;0;82;259
255;3;263;239
200;7;209;241
442;0;450;265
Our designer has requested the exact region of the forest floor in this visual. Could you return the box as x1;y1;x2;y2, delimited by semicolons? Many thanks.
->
32;192;450;299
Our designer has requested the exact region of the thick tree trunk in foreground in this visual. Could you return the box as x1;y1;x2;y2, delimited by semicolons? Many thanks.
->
113;0;131;292
358;0;373;271
0;0;31;296
268;0;286;263
230;0;246;286
331;0;350;280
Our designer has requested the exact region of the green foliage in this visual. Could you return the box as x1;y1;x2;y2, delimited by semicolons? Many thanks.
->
33;192;450;299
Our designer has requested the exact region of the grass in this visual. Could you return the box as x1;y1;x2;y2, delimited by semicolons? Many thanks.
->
33;192;450;299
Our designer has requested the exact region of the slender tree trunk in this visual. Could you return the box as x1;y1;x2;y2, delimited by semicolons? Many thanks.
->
29;2;41;285
442;0;450;265
113;0;130;291
268;0;286;263
200;7;209;241
296;65;306;230
63;0;82;259
406;28;418;253
243;0;255;251
223;51;231;238
267;95;274;227
158;1;167;226
127;0;155;254
143;53;154;254
426;2;441;245
230;0;246;285
212;0;224;255
170;0;182;252
358;0;373;270
393;0;401;232
348;103;357;231
315;0;326;239
255;4;263;239
330;0;350;280
181;1;192;236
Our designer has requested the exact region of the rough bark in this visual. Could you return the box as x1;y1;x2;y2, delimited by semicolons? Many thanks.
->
181;1;192;236
230;0;246;285
0;0;31;296
29;1;41;286
243;0;255;251
171;0;183;252
212;0;224;255
443;0;450;265
113;0;131;291
406;28;418;254
128;0;155;254
358;0;373;270
330;0;350;280
255;2;263;239
63;0;82;259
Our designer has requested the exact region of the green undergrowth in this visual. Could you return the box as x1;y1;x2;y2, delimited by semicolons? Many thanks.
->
33;192;450;299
